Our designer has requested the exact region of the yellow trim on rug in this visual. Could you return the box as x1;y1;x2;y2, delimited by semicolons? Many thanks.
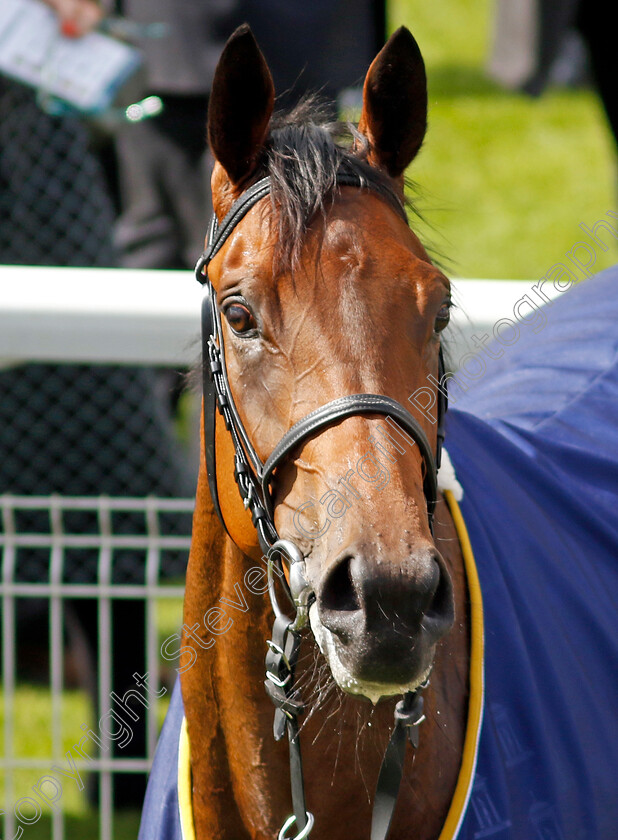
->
175;491;484;840
178;716;197;840
437;490;485;840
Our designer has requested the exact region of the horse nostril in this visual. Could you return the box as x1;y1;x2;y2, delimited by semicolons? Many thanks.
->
425;553;454;634
320;555;360;613
317;548;454;646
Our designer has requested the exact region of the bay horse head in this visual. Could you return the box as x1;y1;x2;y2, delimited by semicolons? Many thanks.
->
198;24;454;705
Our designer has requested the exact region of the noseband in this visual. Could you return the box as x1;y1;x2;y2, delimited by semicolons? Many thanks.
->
195;173;448;840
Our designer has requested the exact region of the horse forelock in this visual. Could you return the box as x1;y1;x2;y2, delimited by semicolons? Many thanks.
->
254;95;413;271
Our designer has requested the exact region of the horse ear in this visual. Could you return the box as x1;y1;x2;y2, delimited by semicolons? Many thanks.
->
208;24;275;187
357;26;427;179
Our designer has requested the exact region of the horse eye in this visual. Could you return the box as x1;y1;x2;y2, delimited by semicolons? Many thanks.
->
434;302;451;333
225;303;257;334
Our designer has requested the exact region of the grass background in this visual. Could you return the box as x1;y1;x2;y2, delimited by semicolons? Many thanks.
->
1;600;180;837
390;0;616;279
2;1;616;836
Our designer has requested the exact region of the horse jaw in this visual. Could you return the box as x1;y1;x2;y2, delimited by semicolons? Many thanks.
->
309;603;433;705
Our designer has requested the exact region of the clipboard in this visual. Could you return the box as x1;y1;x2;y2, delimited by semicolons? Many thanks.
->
0;0;141;114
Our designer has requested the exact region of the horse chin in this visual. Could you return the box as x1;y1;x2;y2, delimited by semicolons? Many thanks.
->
309;604;433;705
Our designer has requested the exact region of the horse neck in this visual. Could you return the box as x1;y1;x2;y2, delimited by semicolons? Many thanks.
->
182;480;469;840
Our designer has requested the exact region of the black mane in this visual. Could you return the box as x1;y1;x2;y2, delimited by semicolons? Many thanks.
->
257;96;410;268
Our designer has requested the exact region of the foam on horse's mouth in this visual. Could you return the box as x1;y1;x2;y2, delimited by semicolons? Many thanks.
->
309;604;431;705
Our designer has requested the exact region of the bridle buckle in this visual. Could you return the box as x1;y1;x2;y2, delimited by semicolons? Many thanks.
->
267;539;314;630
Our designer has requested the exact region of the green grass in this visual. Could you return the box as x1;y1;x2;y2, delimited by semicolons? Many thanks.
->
1;597;182;838
5;814;142;840
0;679;172;794
1;686;92;815
389;0;617;279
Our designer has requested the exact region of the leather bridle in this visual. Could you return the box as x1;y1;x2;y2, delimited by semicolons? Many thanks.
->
195;172;448;840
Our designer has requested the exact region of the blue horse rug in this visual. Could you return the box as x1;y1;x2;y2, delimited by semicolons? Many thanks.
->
139;267;618;840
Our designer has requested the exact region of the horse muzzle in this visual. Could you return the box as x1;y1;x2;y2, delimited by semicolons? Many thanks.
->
309;544;454;702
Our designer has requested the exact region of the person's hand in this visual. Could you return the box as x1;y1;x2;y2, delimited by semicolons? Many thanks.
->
42;0;103;38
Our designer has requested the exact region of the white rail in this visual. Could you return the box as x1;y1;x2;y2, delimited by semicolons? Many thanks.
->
0;266;556;367
0;266;201;367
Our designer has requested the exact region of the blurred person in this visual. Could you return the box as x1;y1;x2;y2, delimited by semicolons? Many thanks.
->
43;0;104;35
489;0;617;152
575;1;617;152
111;0;240;269
111;0;386;270
241;0;386;110
0;0;194;809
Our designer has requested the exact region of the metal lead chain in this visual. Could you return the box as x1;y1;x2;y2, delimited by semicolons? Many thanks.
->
265;615;314;840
